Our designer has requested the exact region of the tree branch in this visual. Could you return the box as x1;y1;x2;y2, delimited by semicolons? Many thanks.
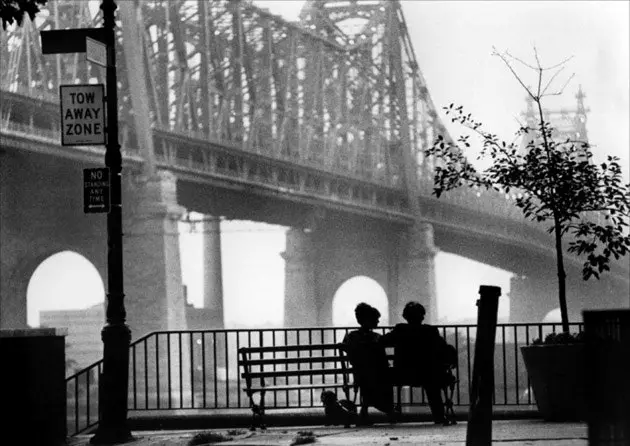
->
543;73;575;97
504;49;538;70
541;65;566;96
493;47;537;100
544;55;575;71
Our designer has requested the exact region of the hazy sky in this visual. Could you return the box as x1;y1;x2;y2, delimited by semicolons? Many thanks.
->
27;1;628;328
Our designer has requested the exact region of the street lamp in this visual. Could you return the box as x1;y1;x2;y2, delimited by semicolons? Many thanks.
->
90;0;133;443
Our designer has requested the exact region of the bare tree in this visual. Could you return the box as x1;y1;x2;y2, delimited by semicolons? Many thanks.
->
424;47;630;333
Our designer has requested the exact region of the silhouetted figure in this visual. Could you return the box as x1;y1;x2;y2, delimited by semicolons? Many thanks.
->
342;303;395;423
381;301;449;424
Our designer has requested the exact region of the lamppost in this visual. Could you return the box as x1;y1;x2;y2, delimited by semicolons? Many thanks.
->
90;0;133;443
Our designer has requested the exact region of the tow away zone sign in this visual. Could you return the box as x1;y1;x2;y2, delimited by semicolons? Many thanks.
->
60;84;105;146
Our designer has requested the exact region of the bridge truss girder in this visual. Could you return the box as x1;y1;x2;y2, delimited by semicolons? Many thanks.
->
1;0;449;195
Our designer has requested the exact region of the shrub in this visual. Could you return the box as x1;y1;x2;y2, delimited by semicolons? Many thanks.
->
532;331;585;345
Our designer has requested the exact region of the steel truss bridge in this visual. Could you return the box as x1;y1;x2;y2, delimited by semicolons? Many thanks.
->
1;0;627;307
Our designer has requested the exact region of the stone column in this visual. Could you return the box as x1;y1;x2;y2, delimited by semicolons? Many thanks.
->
123;170;188;339
282;228;318;328
203;215;224;329
395;222;438;324
123;171;192;409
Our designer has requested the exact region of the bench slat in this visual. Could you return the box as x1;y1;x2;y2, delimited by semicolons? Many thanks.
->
242;367;351;380
245;382;349;393
240;355;347;367
239;343;344;354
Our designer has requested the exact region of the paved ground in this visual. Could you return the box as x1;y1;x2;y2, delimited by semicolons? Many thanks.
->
69;420;588;445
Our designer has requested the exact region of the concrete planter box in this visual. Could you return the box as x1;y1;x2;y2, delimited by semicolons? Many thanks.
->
520;344;587;421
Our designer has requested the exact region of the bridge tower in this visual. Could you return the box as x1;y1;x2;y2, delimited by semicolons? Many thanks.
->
282;0;440;326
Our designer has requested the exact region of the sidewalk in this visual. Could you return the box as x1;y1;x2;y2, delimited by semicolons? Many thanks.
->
69;420;588;445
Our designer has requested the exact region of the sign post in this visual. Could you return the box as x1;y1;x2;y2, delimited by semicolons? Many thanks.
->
42;1;132;443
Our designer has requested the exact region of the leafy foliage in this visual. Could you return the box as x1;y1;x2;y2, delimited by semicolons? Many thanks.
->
532;331;585;345
424;47;630;332
0;0;47;30
428;105;630;282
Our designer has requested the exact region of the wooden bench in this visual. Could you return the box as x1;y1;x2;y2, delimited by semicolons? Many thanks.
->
239;343;458;428
238;343;355;429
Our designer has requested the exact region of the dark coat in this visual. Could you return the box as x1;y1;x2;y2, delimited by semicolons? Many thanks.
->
381;323;450;385
342;329;393;412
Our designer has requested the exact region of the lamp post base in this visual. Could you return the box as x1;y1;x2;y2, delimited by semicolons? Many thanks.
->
90;322;133;445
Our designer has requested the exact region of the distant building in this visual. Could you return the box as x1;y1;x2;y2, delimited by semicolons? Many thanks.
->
40;303;104;372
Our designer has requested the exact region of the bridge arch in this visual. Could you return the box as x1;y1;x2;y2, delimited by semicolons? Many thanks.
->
315;246;391;328
4;244;105;328
332;276;389;327
26;250;105;327
542;308;562;323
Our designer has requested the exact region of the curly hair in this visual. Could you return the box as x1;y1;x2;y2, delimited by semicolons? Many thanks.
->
354;302;381;326
402;301;426;323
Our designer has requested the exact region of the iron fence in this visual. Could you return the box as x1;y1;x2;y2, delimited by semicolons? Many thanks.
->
66;322;584;436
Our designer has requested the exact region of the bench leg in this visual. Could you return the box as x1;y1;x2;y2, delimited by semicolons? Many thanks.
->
258;390;267;430
395;386;402;415
251;404;262;431
247;391;267;431
442;384;457;425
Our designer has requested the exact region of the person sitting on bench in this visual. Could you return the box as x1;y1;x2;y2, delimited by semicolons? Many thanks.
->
381;301;450;425
342;303;396;424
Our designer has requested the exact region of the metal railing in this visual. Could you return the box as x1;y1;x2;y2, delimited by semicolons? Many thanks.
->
66;322;584;436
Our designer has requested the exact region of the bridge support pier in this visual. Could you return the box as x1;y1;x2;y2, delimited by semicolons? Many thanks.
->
510;266;630;324
394;222;439;324
508;274;555;323
202;215;224;329
123;171;188;339
282;229;318;327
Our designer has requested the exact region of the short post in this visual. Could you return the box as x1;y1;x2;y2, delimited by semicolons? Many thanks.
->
466;285;501;446
90;0;133;443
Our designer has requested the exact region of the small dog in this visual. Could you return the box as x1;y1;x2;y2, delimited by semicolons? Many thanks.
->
320;390;358;428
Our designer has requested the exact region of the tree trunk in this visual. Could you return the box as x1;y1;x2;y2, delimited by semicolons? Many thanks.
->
553;212;569;333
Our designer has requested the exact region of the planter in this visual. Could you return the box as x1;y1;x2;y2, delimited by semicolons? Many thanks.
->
520;344;587;421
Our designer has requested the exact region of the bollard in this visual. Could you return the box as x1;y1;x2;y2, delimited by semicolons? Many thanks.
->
466;285;501;446
583;310;630;446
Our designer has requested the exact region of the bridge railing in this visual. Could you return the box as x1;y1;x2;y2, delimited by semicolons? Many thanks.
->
418;170;538;227
66;322;584;436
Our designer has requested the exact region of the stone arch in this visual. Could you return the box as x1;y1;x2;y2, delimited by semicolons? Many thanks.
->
4;242;106;328
316;250;390;327
26;250;105;327
542;308;562;323
332;275;389;327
